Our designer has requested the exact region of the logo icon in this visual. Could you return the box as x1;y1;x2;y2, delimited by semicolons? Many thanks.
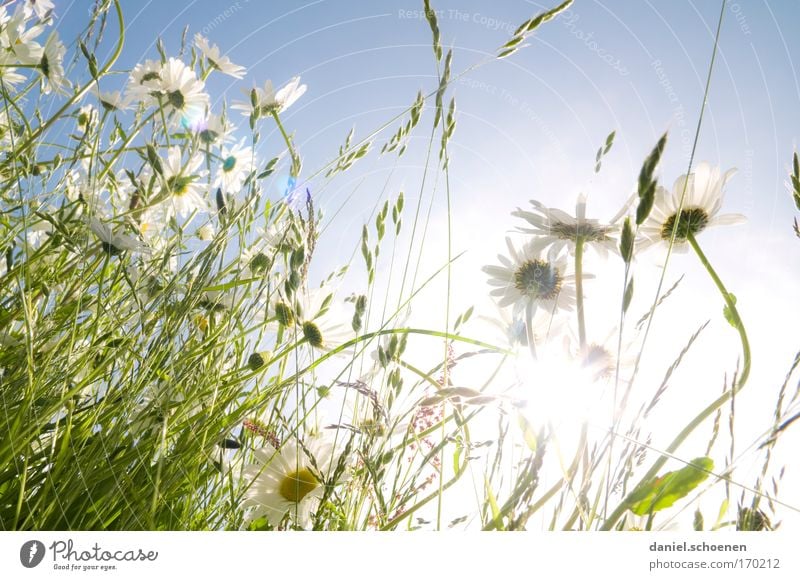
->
20;540;46;568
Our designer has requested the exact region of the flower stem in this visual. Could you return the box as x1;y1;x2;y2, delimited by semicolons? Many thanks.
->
525;302;539;360
575;235;587;349
601;231;751;530
271;110;301;178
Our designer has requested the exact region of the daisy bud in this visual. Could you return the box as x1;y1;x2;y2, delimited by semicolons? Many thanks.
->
248;351;272;371
274;302;294;327
197;224;215;241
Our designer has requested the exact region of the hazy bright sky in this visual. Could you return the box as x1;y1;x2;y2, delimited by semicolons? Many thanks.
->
54;0;800;529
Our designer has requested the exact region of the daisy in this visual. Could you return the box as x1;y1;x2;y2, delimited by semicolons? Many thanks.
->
23;0;55;20
0;53;27;91
214;140;255;194
91;85;130;112
512;193;629;258
295;287;356;356
159;146;208;219
639;162;745;251
194;33;245;79
197;223;215;241
239;242;273;277
76;104;97;132
88;217;150;256
1;5;44;64
126;59;162;105
482;237;581;317
192;113;234;145
479;302;564;351
39;31;66;94
232;76;307;117
240;436;339;529
153;57;209;119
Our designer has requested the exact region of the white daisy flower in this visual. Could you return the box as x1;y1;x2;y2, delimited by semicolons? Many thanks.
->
88;217;150;256
23;0;54;21
512;193;629;258
296;287;356;356
152;57;209;120
194;33;245;79
76;104;97;132
193;113;234;145
126;59;162;105
232;76;307;117
479;302;564;352
0;53;27;91
1;5;44;64
482;237;582;317
137;201;170;242
214;140;254;194
160;146;208;219
240;436;339;529
639;162;745;251
197;223;215;241
91;85;130;112
39;31;66;94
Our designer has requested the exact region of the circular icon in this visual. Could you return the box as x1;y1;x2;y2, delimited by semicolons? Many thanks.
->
20;540;46;568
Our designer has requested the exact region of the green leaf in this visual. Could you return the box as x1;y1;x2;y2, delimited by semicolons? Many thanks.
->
723;293;738;327
693;508;704;531
620;216;634;264
517;412;538;452
484;476;504;530
623;278;634;313
627;457;713;516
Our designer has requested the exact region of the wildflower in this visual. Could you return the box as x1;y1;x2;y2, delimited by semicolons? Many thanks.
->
1;5;44;64
153;57;210;119
240;436;339;529
296;287;355;355
126;59;162;105
482;237;581;316
232;76;307;117
0;53;27;90
214;140;254;194
479;302;564;351
639;162;745;251
160;146;208;219
513;193;627;258
76;105;97;132
23;0;54;20
39;31;66;94
197;223;215;241
194;34;245;79
193;113;234;145
88;217;150;256
91;85;130;112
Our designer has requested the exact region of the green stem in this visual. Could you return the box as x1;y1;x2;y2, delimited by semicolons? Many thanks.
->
601;231;750;530
271;110;301;178
524;302;538;360
575;236;587;349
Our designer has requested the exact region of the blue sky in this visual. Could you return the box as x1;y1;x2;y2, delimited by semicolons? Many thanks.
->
51;0;800;526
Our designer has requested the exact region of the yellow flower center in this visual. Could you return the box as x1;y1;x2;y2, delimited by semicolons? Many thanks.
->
278;468;319;503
